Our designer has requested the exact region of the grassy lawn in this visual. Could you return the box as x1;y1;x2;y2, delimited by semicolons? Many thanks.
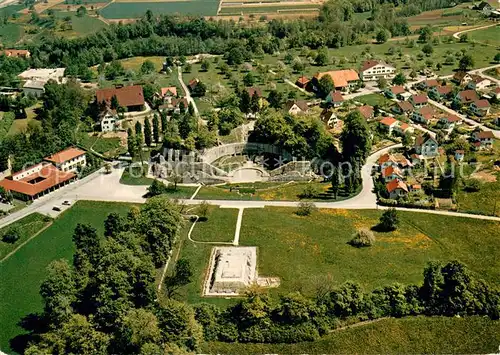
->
100;0;220;18
355;93;392;107
189;206;238;243
0;201;135;353
174;207;500;308
120;163;155;185
195;181;356;201
77;132;124;157
0;213;52;261
469;25;500;46
54;13;107;38
457;172;500;217
7;106;42;136
202;316;500;354
0;112;15;140
0;23;23;46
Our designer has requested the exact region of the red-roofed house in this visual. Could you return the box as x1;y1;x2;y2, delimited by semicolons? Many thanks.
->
414;135;439;157
95;85;145;112
188;78;200;91
379;117;398;135
467;75;492;91
452;71;473;85
326;91;344;107
378;153;397;169
429;85;453;101
295;76;310;88
393;122;413;136
384;85;406;99
455;90;479;105
357;105;374;120
382;166;404;182
44;147;87;173
386;178;408;199
160;86;177;97
412;105;435;124
0;163;76;201
470;99;491;116
2;49;30;58
359;60;395;81
439;114;463;129
393;101;414;115
417;79;439;90
312;69;359;93
409;94;428;108
472;131;494;149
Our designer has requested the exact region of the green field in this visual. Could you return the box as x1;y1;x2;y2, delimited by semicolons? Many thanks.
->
0;112;15;140
100;0;219;19
355;93;392;107
175;207;500;306
202;316;500;354
189;206;238;243
0;214;52;261
0;23;23;46
469;25;500;46
54;13;108;38
0;201;135;353
457;172;500;217
218;5;321;15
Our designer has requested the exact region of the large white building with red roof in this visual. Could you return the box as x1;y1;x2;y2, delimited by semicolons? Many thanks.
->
359;60;395;81
44;147;87;173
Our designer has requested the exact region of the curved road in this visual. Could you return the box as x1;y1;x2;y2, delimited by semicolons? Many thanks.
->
452;23;498;39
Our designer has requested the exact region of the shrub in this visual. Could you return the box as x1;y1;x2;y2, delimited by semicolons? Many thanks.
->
349;228;375;247
378;208;399;231
299;184;320;199
197;201;210;221
295;202;317;216
463;178;481;192
2;227;21;244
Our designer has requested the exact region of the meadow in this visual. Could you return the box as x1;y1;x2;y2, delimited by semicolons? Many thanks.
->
203;316;500;354
0;201;135;353
99;0;220;19
468;25;500;46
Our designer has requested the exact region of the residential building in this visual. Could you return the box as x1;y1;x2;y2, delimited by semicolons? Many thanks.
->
382;166;403;182
2;49;30;58
452;71;473;85
22;80;46;98
470;99;491;116
409;184;422;193
246;87;262;98
326;91;344;107
455;150;465;161
160;97;189;114
384;85;406;99
412;106;435;124
379;117;398;135
99;108;119;132
417;79;439;90
160;86;177;98
475;1;494;15
312;69;359;93
410;153;424;166
295;76;310;88
188;78;200;91
472;131;494;149
386;178;408;199
467;75;492;91
393;101;414;115
455;89;479;105
95;85;145;112
393;122;413;136
18;68;66;82
359;60;396;81
492;87;500;100
410;94;428;108
357;105;374;121
414;135;439;157
284;100;309;115
44;147;87;173
378;153;398;170
0;163;76;201
439;114;462;129
428;85;453;101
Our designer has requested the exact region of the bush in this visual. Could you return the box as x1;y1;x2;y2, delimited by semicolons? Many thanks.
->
299;184;320;199
197;201;210;221
2;227;20;244
378;208;399;231
349;228;375;247
463;178;481;192
295;202;317;216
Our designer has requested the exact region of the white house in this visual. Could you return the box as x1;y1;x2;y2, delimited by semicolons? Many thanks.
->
99;108;119;132
470;99;491;116
386;178;408;199
360;60;396;81
467;75;492;91
472;131;494;149
414;135;439;158
44;147;87;173
326;91;344;107
412;106;435;124
379;117;398;135
22;80;46;98
284;100;309;115
439;114;462;129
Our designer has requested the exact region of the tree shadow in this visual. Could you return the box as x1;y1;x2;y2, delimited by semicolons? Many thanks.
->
370;224;395;233
9;313;48;354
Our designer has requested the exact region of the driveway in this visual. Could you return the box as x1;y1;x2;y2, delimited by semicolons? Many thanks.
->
178;66;200;117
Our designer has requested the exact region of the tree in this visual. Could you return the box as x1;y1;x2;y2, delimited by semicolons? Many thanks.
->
292;57;305;72
267;90;284;109
418;26;432;43
110;95;120;110
191;81;206;97
379;208;399;231
459;54;474;71
76;5;86;17
40;259;76;325
140;60;156;75
104;213;124;238
295;202;317;216
392;72;407;85
459;33;468;43
318;75;335;98
402;132;412;149
200;59;210;72
144;117;152;147
116;309;161;353
148;179;168;197
376;29;389;44
152;114;160;143
184;63;192;73
127;128;137;158
164;258;193;297
494;53;500;64
315;47;329;66
340;111;371;163
349;228;375;247
104;162;112;174
197;201;210;221
377;77;388;89
243;72;255;87
422;44;434;56
135;121;143;136
2;226;20;243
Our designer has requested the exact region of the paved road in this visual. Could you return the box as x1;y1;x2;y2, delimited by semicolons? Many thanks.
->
177;66;200;117
452;23;498;39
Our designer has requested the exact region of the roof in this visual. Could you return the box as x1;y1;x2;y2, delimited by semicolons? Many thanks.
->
453;71;470;82
171;97;189;108
360;60;394;72
423;79;439;87
314;69;359;88
416;105;435;120
285;100;308;112
474;131;494;139
378;153;393;165
411;94;428;104
411;184;422;190
18;68;65;81
473;99;490;108
470;74;489;84
160;86;177;97
383;166;403;178
399;122;410;131
296;76;309;85
246;87;262;98
2;49;30;57
329;91;344;102
96;85;144;108
397;101;414;112
380;116;398;126
44;147;86;164
188;78;199;89
357;105;374;119
23;80;46;90
0;164;75;197
455;150;465;154
436;85;453;95
390;86;406;95
457;90;479;103
445;114;461;123
415;135;437;146
386;178;408;193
